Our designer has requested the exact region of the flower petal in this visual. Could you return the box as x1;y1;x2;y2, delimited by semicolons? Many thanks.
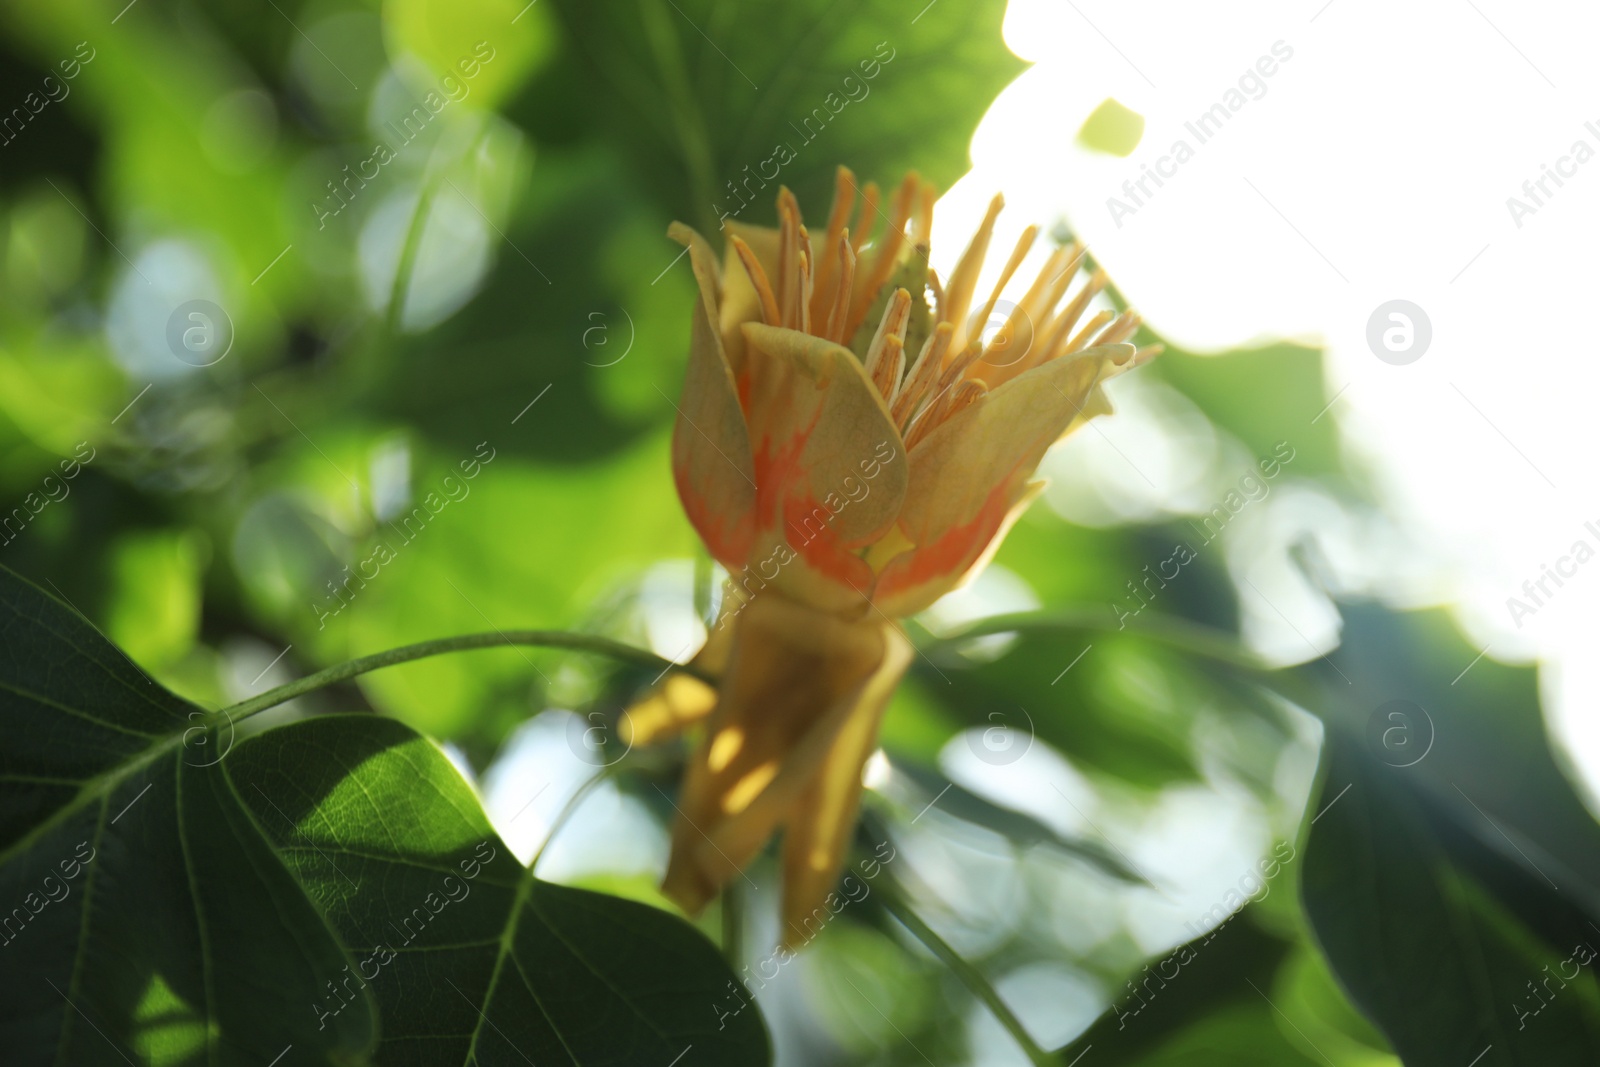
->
872;343;1134;616
659;594;891;916
741;323;908;614
668;224;758;571
779;625;911;946
873;480;1044;618
719;221;782;375
619;610;736;747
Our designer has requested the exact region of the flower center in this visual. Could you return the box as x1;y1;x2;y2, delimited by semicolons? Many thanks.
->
729;167;1160;450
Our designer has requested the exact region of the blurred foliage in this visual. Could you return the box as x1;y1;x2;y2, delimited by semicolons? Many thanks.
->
1;0;1598;1064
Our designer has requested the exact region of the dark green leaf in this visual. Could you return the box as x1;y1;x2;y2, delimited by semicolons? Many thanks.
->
0;565;378;1065
1057;907;1302;1065
527;0;1026;229
1310;603;1600;924
0;564;770;1064
1303;734;1600;1065
230;714;771;1065
1148;339;1341;478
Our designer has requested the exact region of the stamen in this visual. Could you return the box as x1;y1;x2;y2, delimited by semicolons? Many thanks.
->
848;173;920;339
729;235;781;327
949;378;986;411
870;334;905;400
892;322;953;426
863;288;912;381
811;167;857;324
981;237;1073;371
938;193;1005;344
901;391;944;451
825;230;856;343
776;187;802;329
936;340;986;394
905;377;986;450
1063;309;1116;356
1093;310;1142;349
797;240;814;335
851;182;881;254
960;223;1036;362
902;342;981;447
927;269;945;324
1037;268;1109;364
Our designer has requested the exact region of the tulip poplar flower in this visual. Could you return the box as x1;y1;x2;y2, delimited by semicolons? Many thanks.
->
626;167;1159;946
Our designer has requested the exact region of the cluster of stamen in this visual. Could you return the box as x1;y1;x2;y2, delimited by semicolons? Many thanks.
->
730;167;1160;451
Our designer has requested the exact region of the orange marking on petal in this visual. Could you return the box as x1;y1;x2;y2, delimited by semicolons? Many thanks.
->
780;490;876;591
879;476;1016;594
673;466;756;569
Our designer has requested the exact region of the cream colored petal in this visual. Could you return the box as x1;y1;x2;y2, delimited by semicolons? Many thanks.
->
667;224;758;571
871;344;1134;616
873;480;1043;618
779;624;911;947
739;323;908;615
619;609;737;747
620;673;718;747
660;594;889;916
899;342;1132;542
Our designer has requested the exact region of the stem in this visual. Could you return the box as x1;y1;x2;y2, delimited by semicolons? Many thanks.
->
720;881;744;971
221;630;713;723
881;887;1058;1067
386;121;478;337
921;607;1270;675
532;767;613;873
923;608;1334;726
638;0;720;237
386;177;436;336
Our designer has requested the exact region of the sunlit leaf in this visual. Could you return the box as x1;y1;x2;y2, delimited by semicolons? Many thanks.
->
525;0;1026;227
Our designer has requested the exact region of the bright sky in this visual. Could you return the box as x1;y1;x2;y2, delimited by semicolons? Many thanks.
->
928;0;1600;803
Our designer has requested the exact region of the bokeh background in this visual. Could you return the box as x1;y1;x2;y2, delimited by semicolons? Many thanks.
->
4;0;1598;1063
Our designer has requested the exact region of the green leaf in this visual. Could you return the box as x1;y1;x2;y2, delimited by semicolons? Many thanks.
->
526;0;1026;229
1056;905;1301;1065
1149;339;1342;478
0;565;378;1065
382;0;556;112
1302;734;1600;1065
918;627;1203;789
328;434;700;739
229;714;771;1064
1076;97;1145;157
0;564;770;1064
1313;604;1600;922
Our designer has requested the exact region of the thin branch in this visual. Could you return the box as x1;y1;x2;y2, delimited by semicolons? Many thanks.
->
880;885;1058;1067
221;630;713;723
920;607;1266;673
532;767;614;872
721;880;745;971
